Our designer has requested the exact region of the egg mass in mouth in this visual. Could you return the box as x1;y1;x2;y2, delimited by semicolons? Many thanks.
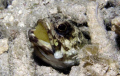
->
28;13;90;69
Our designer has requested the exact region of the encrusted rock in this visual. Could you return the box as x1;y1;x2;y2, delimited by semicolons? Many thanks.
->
0;0;120;76
0;38;8;54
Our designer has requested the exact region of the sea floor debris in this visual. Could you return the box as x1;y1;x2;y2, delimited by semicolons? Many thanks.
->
0;0;120;76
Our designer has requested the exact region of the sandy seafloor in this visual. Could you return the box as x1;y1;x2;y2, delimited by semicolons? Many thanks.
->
0;0;120;76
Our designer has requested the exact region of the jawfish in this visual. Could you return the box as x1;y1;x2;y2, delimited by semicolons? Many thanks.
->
28;13;90;69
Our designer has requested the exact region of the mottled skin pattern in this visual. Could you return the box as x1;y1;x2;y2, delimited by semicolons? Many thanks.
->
28;13;90;69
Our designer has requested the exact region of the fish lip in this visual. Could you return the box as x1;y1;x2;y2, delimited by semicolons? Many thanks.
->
28;29;38;43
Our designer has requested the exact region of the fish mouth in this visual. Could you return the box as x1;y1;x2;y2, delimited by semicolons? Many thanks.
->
28;28;54;54
28;26;79;69
28;19;54;54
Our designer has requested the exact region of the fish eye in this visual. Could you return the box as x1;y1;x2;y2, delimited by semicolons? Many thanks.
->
55;22;72;35
57;23;67;31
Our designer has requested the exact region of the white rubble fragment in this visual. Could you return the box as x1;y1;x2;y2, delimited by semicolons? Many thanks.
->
7;5;14;9
12;0;19;6
9;16;14;22
86;61;119;76
59;3;87;23
49;6;58;14
69;66;81;76
42;0;55;5
111;16;120;28
107;31;117;44
35;66;67;76
77;44;119;76
18;10;23;15
92;64;108;75
17;22;25;27
4;15;12;22
9;33;34;76
87;2;116;53
0;38;8;54
96;0;108;8
116;0;120;6
105;62;119;76
0;53;9;76
102;7;117;20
